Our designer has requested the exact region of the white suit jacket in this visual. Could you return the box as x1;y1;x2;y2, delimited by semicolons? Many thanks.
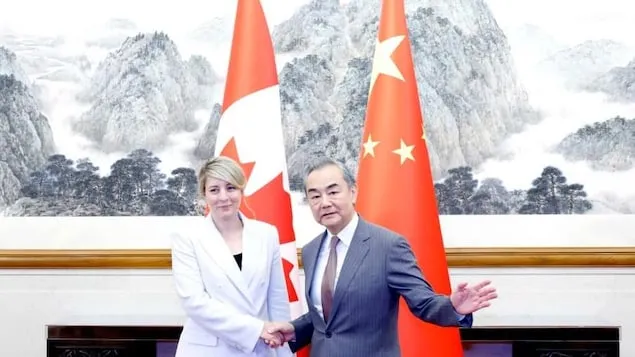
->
171;214;293;357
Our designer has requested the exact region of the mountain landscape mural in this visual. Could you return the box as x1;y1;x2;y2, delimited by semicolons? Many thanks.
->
1;0;634;216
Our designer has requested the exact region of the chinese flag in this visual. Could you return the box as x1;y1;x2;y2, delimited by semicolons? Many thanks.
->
355;1;463;357
214;1;308;356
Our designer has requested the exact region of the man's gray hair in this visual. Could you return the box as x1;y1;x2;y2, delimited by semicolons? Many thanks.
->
302;156;356;191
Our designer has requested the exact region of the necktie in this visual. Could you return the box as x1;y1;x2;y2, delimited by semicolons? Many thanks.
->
321;235;339;323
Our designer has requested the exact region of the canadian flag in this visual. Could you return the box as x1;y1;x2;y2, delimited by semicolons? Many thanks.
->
213;0;307;356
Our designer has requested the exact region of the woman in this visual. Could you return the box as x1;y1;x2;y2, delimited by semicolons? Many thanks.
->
171;156;293;357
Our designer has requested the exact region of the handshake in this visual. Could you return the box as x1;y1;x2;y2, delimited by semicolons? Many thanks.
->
260;321;295;348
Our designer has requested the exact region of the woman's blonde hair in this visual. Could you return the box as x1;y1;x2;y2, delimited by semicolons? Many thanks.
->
198;156;247;197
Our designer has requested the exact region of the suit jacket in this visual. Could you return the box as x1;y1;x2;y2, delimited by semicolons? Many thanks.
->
171;214;293;357
290;216;473;357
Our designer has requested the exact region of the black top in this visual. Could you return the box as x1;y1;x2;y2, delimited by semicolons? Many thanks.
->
233;253;243;270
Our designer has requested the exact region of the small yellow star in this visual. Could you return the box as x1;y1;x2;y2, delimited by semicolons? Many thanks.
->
362;134;380;158
421;123;427;141
392;139;415;164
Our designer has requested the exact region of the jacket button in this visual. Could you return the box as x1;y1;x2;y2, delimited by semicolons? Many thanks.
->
325;331;332;338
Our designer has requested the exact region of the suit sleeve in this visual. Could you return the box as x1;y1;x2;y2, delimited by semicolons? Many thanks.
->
288;247;314;352
289;312;313;352
386;236;464;327
460;313;474;328
265;227;294;357
170;232;264;352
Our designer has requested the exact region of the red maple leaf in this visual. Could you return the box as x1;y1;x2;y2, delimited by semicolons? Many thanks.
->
281;257;299;302
243;173;298;301
218;137;256;182
241;173;295;244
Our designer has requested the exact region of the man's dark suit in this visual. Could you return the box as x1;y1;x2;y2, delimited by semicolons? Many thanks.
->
290;216;472;357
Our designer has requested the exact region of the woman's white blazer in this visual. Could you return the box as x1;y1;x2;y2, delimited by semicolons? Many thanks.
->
170;214;294;357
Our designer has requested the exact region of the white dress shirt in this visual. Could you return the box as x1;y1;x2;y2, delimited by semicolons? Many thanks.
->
310;214;359;320
309;213;466;323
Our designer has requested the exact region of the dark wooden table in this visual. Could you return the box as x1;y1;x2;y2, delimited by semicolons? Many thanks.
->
47;325;620;357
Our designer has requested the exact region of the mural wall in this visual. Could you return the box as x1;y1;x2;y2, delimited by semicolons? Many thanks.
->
1;0;634;217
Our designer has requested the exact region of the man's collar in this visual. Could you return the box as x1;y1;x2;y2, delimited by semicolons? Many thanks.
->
326;213;359;247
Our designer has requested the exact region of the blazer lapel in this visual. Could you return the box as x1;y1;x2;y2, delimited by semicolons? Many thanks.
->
240;218;266;302
198;215;252;309
327;220;370;325
304;231;327;303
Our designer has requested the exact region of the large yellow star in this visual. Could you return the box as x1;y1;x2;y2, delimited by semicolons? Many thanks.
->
392;139;415;164
369;35;405;94
362;134;380;158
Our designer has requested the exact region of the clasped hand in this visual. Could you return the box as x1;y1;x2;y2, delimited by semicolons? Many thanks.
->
260;321;295;348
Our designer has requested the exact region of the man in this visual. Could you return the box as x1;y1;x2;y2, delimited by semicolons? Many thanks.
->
267;157;497;356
